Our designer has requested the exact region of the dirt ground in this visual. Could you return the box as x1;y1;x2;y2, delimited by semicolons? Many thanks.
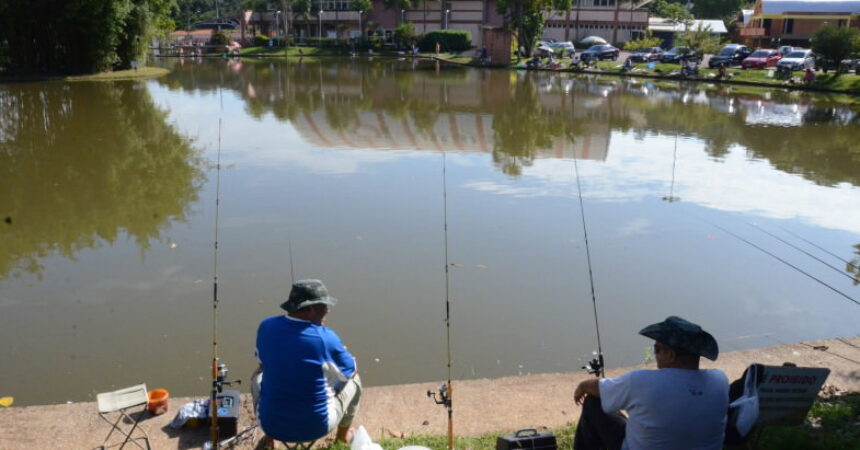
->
1;337;858;449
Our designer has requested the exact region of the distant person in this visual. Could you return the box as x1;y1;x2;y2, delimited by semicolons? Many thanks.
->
435;42;441;55
253;279;362;447
573;316;729;450
804;67;815;85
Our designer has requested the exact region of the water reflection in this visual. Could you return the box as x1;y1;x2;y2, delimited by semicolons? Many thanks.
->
0;81;204;279
159;58;860;187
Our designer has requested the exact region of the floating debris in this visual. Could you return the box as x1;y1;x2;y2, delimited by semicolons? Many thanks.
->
355;236;364;241
0;397;13;407
476;264;487;269
170;242;178;249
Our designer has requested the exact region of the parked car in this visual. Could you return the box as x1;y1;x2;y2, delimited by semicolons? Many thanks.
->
660;46;697;63
581;44;620;61
549;41;576;57
629;47;664;62
741;49;782;69
777;49;815;71
778;45;795;57
708;44;752;68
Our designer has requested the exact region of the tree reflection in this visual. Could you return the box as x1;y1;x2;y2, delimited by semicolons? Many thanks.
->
157;58;860;186
0;81;203;279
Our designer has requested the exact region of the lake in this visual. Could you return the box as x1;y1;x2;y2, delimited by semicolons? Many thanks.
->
2;58;859;406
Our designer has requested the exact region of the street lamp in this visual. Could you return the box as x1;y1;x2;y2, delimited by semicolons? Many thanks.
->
401;9;406;24
444;9;450;29
358;10;363;39
276;10;281;41
319;9;324;41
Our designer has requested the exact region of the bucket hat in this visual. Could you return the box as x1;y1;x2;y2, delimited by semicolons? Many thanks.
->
639;316;719;361
281;279;338;313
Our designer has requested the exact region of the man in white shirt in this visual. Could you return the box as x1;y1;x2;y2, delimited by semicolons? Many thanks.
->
573;316;729;450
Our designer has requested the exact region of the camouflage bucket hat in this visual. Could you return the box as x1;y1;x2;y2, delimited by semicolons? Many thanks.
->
639;316;719;361
280;279;338;314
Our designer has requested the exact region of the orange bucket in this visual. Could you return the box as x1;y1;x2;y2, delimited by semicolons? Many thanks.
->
147;389;169;415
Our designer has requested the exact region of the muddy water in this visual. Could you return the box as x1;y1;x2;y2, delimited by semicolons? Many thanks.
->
2;58;860;406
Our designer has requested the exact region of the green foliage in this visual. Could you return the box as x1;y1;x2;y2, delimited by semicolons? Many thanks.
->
496;0;572;57
209;30;230;45
624;32;663;51
393;23;416;47
651;0;693;25
304;37;340;47
253;35;270;46
0;0;177;74
677;23;723;55
418;30;472;52
811;25;860;73
691;0;743;20
351;0;372;13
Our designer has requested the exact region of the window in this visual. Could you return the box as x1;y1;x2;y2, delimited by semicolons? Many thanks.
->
783;18;794;34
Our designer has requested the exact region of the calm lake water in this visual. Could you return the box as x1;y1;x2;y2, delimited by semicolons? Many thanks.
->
2;58;860;406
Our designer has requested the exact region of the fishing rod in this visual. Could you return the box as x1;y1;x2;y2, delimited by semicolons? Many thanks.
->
288;228;296;284
209;98;240;450
427;151;454;450
700;220;860;308
746;222;857;283
776;226;860;272
573;157;605;378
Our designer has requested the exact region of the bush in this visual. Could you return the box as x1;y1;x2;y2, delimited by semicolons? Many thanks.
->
811;24;860;73
418;30;472;52
253;35;270;47
304;38;340;47
394;23;416;48
624;32;663;51
209;31;229;46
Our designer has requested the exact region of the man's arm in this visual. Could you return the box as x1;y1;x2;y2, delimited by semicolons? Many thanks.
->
574;378;600;405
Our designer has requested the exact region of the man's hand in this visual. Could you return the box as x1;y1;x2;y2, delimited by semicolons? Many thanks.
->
574;378;600;406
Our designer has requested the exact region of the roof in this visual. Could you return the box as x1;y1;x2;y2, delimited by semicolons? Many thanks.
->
648;18;728;33
762;0;860;14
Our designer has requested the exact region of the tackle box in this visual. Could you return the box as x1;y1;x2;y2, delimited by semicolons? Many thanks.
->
496;428;557;450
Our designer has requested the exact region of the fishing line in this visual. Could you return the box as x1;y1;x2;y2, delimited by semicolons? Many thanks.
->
427;151;455;450
573;157;605;378
776;225;860;271
287;228;296;284
697;219;860;307
746;222;857;283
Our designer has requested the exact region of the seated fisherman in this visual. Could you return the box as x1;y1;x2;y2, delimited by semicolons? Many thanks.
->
253;279;362;446
573;316;729;450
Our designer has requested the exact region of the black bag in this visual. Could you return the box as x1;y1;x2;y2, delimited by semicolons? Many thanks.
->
496;428;557;450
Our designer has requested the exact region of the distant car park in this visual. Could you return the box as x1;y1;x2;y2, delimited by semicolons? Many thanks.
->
777;49;815;71
581;44;620;61
709;44;752;68
660;46;697;63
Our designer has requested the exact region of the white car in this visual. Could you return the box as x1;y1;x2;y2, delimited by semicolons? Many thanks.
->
549;41;576;56
777;49;815;71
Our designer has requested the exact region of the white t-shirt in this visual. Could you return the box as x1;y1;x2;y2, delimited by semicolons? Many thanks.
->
599;368;729;450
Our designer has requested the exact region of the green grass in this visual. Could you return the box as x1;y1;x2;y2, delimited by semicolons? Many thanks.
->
239;46;350;57
310;392;860;450
1;66;169;82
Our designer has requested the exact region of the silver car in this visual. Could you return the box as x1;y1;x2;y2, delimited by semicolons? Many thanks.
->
777;49;815;71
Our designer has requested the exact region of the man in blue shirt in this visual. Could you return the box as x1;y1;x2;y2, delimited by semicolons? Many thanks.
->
253;279;361;445
573;316;729;450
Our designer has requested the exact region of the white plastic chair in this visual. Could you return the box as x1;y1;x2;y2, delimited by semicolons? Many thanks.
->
96;383;151;450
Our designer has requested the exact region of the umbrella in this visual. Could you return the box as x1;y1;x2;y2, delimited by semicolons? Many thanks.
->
580;36;608;46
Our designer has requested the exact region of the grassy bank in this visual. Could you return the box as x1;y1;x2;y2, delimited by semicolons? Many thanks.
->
0;66;168;83
316;391;860;450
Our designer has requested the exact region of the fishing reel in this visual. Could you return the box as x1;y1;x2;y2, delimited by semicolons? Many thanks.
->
582;353;605;378
213;359;242;393
427;383;451;409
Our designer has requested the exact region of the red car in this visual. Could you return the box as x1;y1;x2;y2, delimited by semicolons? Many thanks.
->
741;49;782;69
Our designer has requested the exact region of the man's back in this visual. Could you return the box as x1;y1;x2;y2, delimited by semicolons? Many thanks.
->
256;315;355;442
600;368;729;450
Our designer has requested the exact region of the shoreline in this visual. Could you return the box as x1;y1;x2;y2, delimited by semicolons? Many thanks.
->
1;336;858;449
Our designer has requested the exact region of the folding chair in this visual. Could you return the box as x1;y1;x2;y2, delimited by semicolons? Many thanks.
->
96;383;151;450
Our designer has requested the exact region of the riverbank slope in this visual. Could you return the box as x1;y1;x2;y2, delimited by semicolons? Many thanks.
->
1;336;857;449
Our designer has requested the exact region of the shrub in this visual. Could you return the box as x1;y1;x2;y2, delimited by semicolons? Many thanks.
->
209;31;230;46
418;30;472;52
811;24;860;73
304;38;339;47
253;35;270;47
394;23;416;48
624;32;663;51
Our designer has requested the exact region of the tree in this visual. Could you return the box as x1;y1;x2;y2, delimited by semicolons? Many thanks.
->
623;31;663;51
690;0;743;21
677;23;722;55
393;23;416;48
811;24;860;73
496;0;572;58
652;0;693;26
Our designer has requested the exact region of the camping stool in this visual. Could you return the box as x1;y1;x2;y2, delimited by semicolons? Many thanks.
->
282;440;317;450
96;383;151;450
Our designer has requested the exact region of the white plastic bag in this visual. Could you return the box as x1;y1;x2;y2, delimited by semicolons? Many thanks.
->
729;365;760;437
351;426;383;450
